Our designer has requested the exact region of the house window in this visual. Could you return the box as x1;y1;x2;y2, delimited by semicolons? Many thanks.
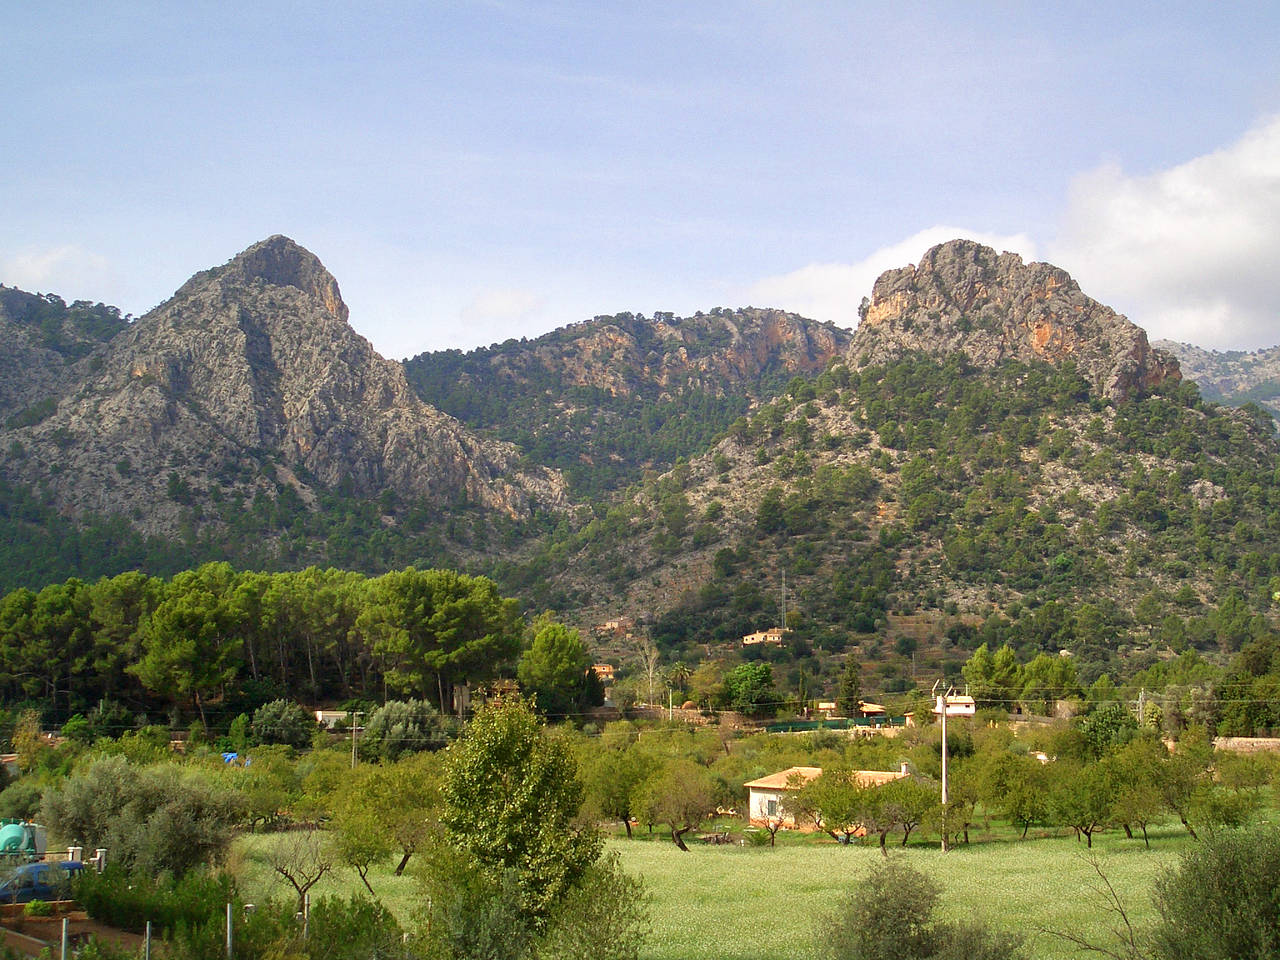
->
766;798;778;817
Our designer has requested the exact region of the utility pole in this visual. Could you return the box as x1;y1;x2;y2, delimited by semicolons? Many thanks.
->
350;711;362;769
780;570;787;631
933;680;949;853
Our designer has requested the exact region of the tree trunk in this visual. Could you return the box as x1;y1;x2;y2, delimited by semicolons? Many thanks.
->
305;638;317;694
1141;824;1149;848
356;864;376;896
1179;813;1198;840
878;830;889;856
623;819;632;839
672;825;690;852
1123;823;1133;839
394;851;412;875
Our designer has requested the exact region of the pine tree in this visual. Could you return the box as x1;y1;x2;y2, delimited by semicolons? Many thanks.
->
838;656;862;716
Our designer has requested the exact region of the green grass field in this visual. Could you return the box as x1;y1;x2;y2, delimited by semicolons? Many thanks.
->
233;824;1192;959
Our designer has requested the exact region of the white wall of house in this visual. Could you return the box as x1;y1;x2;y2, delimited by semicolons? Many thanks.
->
748;787;795;825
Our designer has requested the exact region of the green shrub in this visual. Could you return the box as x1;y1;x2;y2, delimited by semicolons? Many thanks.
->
41;756;240;875
820;860;1023;960
361;699;455;760
23;899;51;917
76;865;235;935
1152;826;1280;959
250;700;316;748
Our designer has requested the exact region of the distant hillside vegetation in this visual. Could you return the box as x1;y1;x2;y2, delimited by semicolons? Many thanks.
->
404;308;851;497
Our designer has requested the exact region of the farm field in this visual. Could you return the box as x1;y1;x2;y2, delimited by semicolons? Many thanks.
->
233;823;1193;960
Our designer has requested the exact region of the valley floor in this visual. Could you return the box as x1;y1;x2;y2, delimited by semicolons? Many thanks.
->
235;823;1191;960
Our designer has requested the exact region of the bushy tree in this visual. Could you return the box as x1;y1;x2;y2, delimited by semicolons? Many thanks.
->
250;698;317;747
41;756;240;874
1152;826;1280;960
361;698;453;760
441;697;600;924
535;852;649;960
837;656;862;716
360;568;521;713
1080;700;1138;758
720;662;776;718
631;758;717;851
821;860;1023;960
334;751;442;877
518;619;603;721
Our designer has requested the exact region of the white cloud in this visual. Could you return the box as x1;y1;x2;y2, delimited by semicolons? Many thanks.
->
746;227;1039;328
1049;115;1280;350
460;287;545;325
0;245;116;302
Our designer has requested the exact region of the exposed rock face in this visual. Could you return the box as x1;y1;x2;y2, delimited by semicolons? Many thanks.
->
469;308;850;399
1;237;565;533
1155;339;1280;420
0;287;128;424
849;240;1180;400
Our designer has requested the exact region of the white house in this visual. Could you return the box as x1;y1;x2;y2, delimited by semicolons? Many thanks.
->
744;762;912;828
742;628;785;646
744;766;822;826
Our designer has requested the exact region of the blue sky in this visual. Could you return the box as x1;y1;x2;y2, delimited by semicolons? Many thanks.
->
5;2;1280;358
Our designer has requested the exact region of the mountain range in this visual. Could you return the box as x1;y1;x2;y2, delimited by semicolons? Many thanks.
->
1;236;1276;687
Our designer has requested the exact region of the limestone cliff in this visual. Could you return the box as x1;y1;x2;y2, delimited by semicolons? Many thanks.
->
849;239;1180;400
439;307;850;400
1;237;566;534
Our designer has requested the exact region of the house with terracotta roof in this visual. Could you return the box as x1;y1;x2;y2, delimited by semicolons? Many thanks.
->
744;763;911;827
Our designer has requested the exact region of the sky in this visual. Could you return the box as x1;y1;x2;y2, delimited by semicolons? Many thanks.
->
4;2;1280;360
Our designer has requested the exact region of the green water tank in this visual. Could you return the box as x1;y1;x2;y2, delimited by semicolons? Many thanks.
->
0;822;28;855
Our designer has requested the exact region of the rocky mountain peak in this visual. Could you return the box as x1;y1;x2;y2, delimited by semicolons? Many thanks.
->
0;239;566;537
180;235;349;323
849;239;1180;400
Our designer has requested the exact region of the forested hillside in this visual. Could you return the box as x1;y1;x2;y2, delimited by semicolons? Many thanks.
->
505;245;1280;697
2;239;1278;717
516;354;1279;680
404;308;850;497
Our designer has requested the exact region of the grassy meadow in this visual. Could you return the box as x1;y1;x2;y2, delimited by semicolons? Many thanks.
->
233;821;1194;959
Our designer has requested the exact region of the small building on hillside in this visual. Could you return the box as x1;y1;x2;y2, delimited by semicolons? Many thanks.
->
744;766;822;825
744;762;911;827
313;710;349;729
592;663;616;684
742;628;785;646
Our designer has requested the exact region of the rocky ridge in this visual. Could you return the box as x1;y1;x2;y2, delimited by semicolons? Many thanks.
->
850;239;1180;400
1155;339;1280;420
0;236;566;535
471;308;850;399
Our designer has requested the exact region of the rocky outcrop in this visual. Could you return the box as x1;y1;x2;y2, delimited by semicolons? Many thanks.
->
849;240;1180;400
433;307;851;401
0;287;127;424
0;237;566;534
